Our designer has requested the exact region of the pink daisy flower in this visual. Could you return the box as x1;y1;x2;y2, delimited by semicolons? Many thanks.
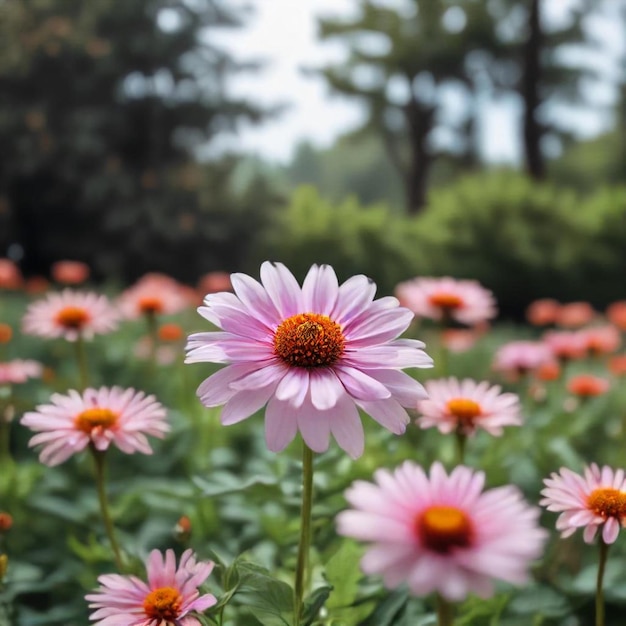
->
118;273;191;319
417;378;522;437
543;330;587;362
185;262;432;458
0;359;43;385
337;461;547;601
20;386;169;466
395;277;497;326
22;289;119;342
86;548;216;626
540;464;626;544
492;340;554;379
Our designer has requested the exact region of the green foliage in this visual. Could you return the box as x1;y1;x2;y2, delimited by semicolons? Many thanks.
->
249;186;422;296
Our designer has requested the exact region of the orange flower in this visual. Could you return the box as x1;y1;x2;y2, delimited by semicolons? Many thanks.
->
606;301;626;331
51;260;90;285
0;512;12;532
0;324;12;344
526;299;560;326
608;355;626;377
24;276;50;294
0;259;22;290
567;374;610;398
534;361;561;382
556;302;596;328
158;323;184;343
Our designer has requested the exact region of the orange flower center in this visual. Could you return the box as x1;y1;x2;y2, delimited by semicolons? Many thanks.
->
55;306;90;329
446;398;481;422
139;296;164;314
0;324;12;344
587;488;626;519
74;407;118;434
143;586;183;621
158;323;183;342
428;292;463;310
416;505;473;553
274;313;345;368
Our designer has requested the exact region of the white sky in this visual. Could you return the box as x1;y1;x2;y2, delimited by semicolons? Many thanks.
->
209;0;623;165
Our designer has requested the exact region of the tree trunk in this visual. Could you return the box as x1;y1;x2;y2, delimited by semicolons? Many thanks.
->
522;0;545;180
403;100;435;214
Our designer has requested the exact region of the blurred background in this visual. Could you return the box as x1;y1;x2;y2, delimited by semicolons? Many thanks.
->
0;0;624;317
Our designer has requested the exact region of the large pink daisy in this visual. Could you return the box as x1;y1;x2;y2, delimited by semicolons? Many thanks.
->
395;277;497;325
22;289;119;341
541;464;626;544
86;548;216;626
185;262;432;458
20;386;169;466
336;461;547;601
416;378;522;436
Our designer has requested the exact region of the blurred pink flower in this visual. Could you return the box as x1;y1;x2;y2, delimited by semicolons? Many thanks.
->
22;289;119;341
606;301;626;331
0;360;43;385
543;330;587;362
580;325;621;356
198;271;233;295
395;277;497;326
441;328;481;353
51;260;90;285
86;548;216;626
541;464;626;544
337;462;547;601
417;378;522;437
555;302;596;328
492;340;554;379
21;386;169;466
118;273;191;319
186;262;432;458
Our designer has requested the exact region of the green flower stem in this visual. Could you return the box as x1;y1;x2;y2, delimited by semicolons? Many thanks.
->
145;312;158;372
294;442;314;626
454;429;466;465
596;537;609;626
74;334;89;390
91;446;124;571
436;594;455;626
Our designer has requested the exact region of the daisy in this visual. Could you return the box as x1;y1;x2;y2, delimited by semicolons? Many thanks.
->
543;330;587;362
0;359;43;385
580;325;621;356
0;258;22;290
541;464;626;544
118;273;191;319
555;302;596;328
22;289;119;342
492;340;554;379
526;298;561;326
606;301;626;331
20;386;169;466
86;548;216;626
51;260;90;285
337;461;547;601
186;262;432;458
416;378;522;437
395;277;497;326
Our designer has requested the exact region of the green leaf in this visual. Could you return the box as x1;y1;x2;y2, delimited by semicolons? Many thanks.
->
360;589;409;626
234;561;294;626
324;540;363;610
302;585;332;625
508;584;568;618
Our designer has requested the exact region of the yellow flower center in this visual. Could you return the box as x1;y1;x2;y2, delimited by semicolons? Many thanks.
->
446;398;482;422
143;586;183;621
274;313;345;368
428;292;463;310
74;407;118;434
416;505;474;553
588;488;626;519
55;306;90;329
139;296;164;314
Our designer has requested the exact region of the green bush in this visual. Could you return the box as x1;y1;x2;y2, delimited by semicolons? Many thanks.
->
249;185;423;295
413;173;626;315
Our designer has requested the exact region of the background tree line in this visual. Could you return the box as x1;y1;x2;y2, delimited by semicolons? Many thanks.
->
0;0;624;313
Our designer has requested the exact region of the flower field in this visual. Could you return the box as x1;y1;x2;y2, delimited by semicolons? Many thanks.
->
1;260;626;626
